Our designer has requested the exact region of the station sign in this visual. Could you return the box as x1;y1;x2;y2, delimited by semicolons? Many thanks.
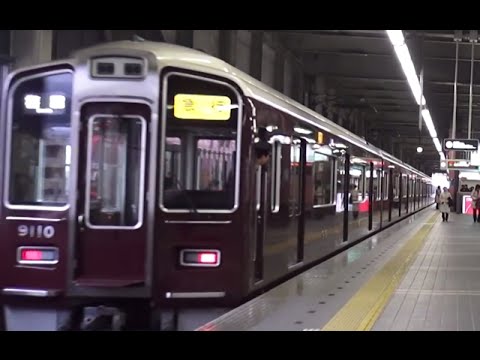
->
443;138;479;151
445;159;479;171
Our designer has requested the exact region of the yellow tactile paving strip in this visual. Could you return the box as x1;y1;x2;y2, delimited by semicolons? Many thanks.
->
321;212;439;331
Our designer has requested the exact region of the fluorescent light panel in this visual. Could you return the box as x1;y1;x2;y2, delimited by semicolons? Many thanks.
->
386;30;443;163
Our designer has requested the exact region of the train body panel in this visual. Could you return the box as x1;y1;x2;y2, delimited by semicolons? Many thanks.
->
0;40;435;330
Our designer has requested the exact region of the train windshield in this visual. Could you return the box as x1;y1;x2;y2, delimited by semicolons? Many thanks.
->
160;72;241;212
7;71;73;207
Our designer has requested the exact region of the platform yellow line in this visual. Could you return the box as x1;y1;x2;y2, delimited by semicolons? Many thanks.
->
321;212;439;331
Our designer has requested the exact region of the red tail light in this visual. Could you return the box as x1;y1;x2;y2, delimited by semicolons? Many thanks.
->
21;250;43;261
180;249;221;267
198;252;217;264
17;247;59;265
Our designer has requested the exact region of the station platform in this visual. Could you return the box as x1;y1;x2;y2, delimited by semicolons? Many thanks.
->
196;206;479;331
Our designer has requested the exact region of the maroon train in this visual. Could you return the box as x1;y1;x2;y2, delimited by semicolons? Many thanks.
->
0;40;434;330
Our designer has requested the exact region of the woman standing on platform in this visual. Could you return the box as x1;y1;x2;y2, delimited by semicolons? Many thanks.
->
471;185;480;222
439;187;452;222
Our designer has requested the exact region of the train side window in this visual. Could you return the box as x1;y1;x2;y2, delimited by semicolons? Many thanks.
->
383;171;389;200
270;141;281;213
350;164;364;202
393;174;400;199
6;71;73;208
348;161;364;201
312;151;334;207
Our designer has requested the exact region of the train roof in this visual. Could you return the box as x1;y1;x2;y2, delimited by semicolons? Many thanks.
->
71;40;430;179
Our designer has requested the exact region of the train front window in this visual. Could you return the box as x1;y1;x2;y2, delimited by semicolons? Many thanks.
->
7;71;73;207
85;115;146;228
160;72;241;212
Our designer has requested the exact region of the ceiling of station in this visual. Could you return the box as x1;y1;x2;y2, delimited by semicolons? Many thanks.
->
271;30;479;174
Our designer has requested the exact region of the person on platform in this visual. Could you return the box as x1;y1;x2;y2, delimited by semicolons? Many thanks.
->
435;186;441;210
439;187;452;222
471;185;480;223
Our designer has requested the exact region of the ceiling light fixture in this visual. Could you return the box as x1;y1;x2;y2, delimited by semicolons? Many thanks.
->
386;30;444;164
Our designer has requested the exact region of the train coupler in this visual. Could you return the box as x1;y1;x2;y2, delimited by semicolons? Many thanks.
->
80;306;126;331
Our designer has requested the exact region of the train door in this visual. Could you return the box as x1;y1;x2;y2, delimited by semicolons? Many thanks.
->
288;137;306;267
254;153;267;281
74;102;150;289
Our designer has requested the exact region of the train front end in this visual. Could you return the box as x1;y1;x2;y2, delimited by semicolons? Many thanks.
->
0;42;254;331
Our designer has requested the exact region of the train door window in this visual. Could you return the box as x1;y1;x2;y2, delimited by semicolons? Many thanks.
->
290;140;301;213
312;148;334;206
255;164;262;211
85;115;146;228
6;70;73;208
360;166;366;201
270;141;281;213
335;157;346;213
365;168;377;199
383;171;389;200
376;169;382;200
160;72;242;212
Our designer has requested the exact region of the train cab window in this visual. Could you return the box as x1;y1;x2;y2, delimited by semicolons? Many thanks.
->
7;71;73;208
160;72;242;212
195;138;236;192
86;115;146;228
164;137;182;190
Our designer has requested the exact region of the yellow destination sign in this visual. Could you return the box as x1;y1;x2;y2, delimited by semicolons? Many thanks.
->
174;94;232;121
